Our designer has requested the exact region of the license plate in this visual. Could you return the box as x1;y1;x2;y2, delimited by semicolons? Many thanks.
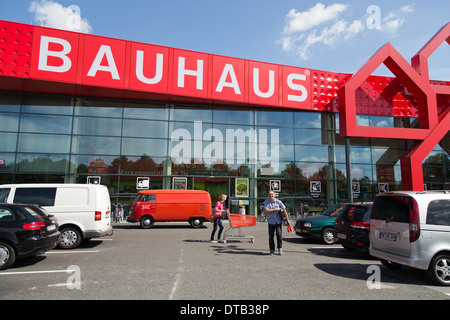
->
337;233;346;240
47;224;56;231
379;232;397;241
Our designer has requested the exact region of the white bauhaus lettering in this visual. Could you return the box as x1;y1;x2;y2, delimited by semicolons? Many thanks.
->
177;57;204;90
135;51;164;85
38;36;72;73
87;45;120;79
287;73;308;102
253;68;275;98
215;64;241;95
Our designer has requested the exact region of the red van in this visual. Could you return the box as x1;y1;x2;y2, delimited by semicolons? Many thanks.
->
127;190;212;228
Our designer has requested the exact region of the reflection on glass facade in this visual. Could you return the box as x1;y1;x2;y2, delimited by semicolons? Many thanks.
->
1;93;449;217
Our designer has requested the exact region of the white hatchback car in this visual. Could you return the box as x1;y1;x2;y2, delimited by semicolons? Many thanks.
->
370;191;450;286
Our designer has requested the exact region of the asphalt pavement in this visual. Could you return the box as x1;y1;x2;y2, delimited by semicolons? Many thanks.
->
1;219;449;304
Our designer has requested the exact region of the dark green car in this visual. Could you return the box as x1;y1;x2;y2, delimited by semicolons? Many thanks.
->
294;203;346;244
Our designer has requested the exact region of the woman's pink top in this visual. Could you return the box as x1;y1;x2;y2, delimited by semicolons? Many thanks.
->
214;201;224;218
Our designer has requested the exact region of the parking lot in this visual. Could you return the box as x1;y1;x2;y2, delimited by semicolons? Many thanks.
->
1;220;450;302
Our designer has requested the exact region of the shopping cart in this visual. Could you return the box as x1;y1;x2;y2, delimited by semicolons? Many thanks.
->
223;211;257;243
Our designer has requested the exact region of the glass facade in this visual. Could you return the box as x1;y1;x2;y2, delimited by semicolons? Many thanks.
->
1;93;449;218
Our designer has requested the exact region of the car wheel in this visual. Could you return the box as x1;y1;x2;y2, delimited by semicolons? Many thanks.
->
59;227;82;249
189;217;204;228
140;215;154;229
379;259;403;269
0;242;15;270
427;254;450;286
321;228;336;245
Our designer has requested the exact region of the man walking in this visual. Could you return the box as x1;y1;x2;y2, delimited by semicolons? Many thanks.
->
264;191;289;255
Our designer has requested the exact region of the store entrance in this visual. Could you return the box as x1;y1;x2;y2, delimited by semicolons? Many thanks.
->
194;178;229;209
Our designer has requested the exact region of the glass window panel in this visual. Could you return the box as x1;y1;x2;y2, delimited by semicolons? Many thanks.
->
170;108;212;122
23;95;73;115
370;116;394;127
121;138;167;157
119;156;165;175
423;151;443;164
123;106;168;120
0;153;15;172
372;147;403;166
375;165;400;182
350;146;372;164
18;133;70;153
75;99;122;118
211;124;254;142
123;119;168;138
258;126;293;145
424;167;444;182
295;145;329;162
256;110;293;127
334;145;346;163
169;121;212;140
296;162;329;179
73;117;122;136
277;144;294;162
71;135;120;155
0;113;19;131
0;133;17;152
0;94;21;112
356;115;370;126
16;153;69;173
295;128;322;145
351;164;373;181
69;155;119;174
20;114;72;134
294;112;321;128
213;109;253;125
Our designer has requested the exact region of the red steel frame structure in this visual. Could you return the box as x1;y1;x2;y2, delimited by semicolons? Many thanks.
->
0;20;449;191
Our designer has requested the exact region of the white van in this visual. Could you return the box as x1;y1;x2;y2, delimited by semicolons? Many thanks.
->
370;191;450;286
0;184;112;249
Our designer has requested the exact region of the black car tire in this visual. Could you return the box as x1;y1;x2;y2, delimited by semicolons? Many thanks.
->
427;254;450;286
140;215;154;229
59;226;82;249
189;217;204;228
0;241;16;270
321;228;337;245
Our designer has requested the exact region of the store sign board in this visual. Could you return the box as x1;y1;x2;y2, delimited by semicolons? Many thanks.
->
27;24;312;110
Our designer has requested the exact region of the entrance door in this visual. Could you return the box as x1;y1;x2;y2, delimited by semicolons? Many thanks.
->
194;178;229;208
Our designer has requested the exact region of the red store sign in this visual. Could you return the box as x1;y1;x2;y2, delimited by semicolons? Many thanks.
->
28;24;313;109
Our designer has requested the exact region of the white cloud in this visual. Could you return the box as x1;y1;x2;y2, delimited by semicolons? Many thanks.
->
380;5;414;34
283;3;347;33
278;3;414;60
29;0;92;33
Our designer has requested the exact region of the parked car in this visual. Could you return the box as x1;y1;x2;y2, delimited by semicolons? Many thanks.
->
0;203;60;270
370;191;450;286
294;203;347;244
0;184;112;249
335;202;373;251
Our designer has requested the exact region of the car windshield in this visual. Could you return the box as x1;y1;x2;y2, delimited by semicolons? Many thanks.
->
321;203;346;218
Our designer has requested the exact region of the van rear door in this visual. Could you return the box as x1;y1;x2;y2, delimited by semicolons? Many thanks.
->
370;195;412;258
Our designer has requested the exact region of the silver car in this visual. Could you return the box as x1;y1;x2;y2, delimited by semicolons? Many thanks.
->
369;191;450;286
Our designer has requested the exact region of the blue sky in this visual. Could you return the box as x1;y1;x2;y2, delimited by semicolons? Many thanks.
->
2;0;449;80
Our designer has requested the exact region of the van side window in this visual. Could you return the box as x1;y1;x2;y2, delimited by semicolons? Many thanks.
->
427;200;450;226
13;188;57;206
0;188;10;203
142;194;156;202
